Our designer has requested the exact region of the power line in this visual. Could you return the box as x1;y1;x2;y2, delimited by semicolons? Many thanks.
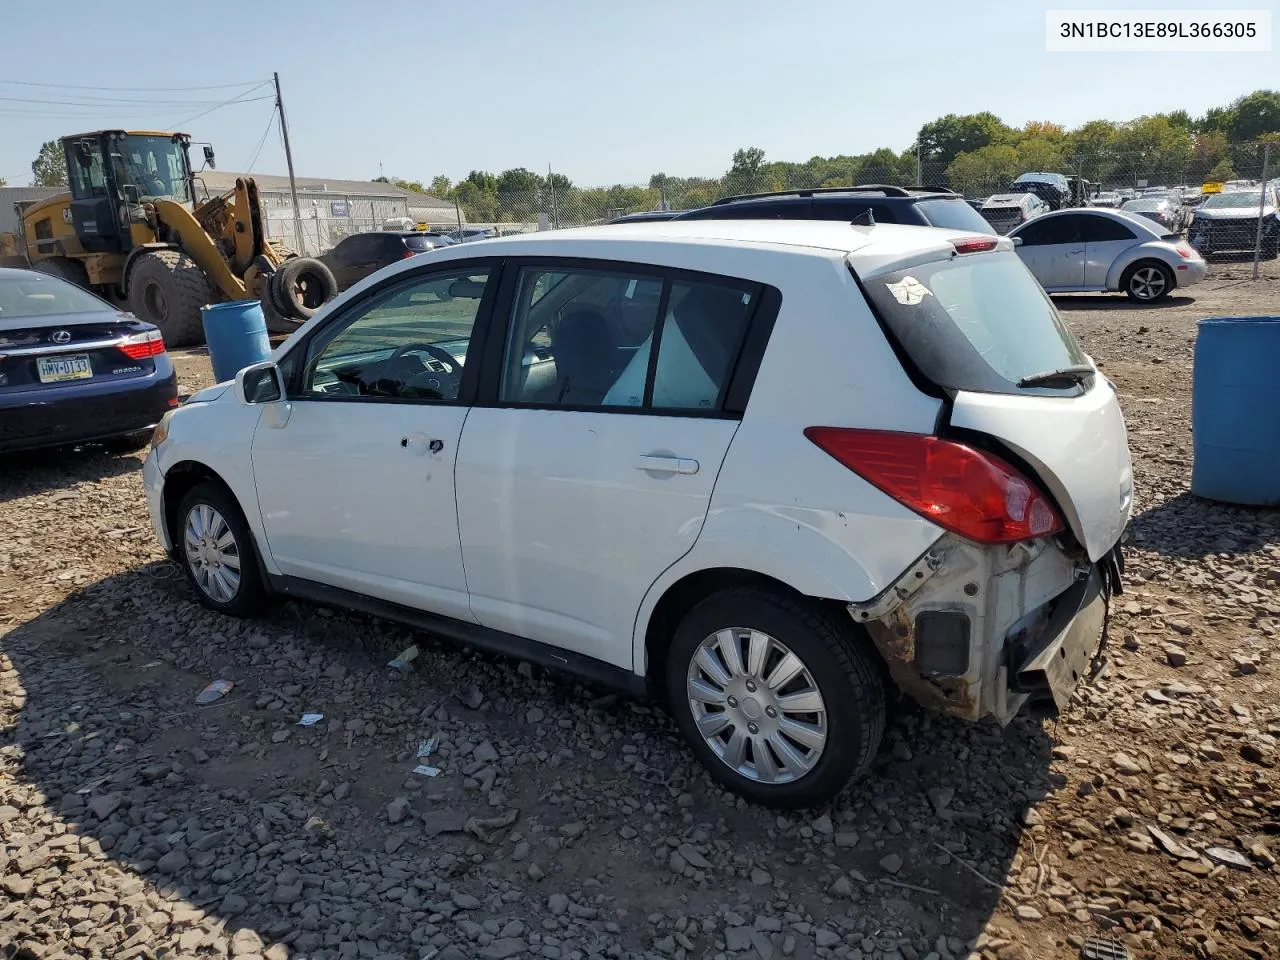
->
169;82;274;128
0;93;253;106
242;104;279;173
0;78;269;92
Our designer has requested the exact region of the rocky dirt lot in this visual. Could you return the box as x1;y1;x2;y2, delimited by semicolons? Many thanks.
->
1;258;1278;960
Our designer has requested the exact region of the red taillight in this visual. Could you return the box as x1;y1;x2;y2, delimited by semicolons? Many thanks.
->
403;250;416;259
118;329;165;360
1175;244;1195;259
951;236;1000;254
804;427;1063;544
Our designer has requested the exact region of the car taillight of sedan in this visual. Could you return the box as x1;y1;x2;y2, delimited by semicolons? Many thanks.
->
118;329;166;360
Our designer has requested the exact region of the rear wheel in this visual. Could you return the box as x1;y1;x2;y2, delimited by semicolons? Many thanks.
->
127;250;212;347
665;587;885;809
1123;261;1174;302
32;257;90;289
176;481;268;617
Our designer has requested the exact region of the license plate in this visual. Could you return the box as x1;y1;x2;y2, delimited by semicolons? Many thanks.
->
37;354;93;383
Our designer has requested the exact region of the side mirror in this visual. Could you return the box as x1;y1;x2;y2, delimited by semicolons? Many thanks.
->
236;361;283;405
203;146;216;169
1011;236;1024;247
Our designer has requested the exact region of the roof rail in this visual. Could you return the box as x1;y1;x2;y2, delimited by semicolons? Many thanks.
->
710;184;917;205
904;185;960;196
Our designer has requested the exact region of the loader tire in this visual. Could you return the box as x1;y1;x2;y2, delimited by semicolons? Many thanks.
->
32;256;90;290
274;257;337;320
127;250;211;348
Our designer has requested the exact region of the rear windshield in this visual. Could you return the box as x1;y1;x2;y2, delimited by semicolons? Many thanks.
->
858;251;1088;395
914;198;996;234
0;274;111;323
403;235;440;251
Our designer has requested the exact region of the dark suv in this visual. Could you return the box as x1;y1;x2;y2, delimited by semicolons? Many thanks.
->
673;185;997;234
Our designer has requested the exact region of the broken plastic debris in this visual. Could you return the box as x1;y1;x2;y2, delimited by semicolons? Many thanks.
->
417;737;438;759
298;713;324;726
1081;937;1130;960
1205;846;1252;870
195;680;233;704
413;764;441;777
141;661;162;669
387;644;419;671
1147;824;1199;860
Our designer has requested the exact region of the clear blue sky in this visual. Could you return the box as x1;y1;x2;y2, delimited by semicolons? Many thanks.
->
1;0;1276;188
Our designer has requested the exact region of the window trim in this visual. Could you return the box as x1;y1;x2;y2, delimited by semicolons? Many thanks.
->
279;257;504;406
473;255;780;420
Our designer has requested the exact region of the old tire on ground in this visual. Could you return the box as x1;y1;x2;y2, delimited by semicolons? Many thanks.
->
1122;260;1174;303
127;250;211;347
176;480;268;618
665;587;885;809
274;257;337;320
260;287;302;335
31;256;90;289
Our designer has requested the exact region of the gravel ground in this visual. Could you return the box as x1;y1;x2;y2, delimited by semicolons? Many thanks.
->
2;258;1279;960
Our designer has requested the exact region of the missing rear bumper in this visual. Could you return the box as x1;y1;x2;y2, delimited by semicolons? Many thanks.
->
1009;566;1107;712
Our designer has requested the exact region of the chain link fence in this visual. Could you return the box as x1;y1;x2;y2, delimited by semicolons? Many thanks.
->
445;141;1276;271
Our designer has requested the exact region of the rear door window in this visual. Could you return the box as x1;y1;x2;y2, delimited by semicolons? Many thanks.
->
858;251;1088;395
812;200;896;224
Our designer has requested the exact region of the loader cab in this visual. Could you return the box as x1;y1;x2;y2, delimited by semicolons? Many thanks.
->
63;130;194;254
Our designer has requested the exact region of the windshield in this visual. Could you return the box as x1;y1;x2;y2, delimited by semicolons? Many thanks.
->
0;274;113;324
858;251;1088;395
914;198;996;234
110;135;191;202
1122;199;1161;210
1203;191;1264;209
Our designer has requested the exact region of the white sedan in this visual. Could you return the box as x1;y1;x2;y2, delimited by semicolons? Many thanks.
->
1008;208;1206;302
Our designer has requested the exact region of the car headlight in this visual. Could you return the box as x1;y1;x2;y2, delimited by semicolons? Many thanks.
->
151;410;175;448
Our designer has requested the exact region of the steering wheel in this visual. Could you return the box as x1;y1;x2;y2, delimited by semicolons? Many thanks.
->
385;342;463;399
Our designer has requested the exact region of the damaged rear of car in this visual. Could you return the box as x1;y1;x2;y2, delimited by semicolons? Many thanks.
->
830;237;1131;724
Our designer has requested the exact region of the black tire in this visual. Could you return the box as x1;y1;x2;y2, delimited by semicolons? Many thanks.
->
665;587;885;809
274;257;337;320
259;287;301;336
175;481;268;618
127;250;212;347
32;256;90;289
104;429;153;453
1122;260;1174;303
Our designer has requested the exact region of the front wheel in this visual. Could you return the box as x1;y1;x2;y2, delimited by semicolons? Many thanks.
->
176;481;268;617
666;588;885;809
1123;261;1174;302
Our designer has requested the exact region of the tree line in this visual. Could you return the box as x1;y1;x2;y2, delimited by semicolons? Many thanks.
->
385;89;1279;221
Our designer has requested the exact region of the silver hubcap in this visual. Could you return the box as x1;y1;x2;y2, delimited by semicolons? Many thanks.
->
183;504;241;603
686;628;827;784
1131;267;1166;300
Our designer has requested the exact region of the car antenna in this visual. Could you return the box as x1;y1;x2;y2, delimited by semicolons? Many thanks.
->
850;209;875;227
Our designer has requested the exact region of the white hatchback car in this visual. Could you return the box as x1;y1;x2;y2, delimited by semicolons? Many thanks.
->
1009;208;1207;302
144;220;1131;808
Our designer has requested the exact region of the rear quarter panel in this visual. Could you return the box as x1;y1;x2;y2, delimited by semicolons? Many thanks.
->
633;256;946;672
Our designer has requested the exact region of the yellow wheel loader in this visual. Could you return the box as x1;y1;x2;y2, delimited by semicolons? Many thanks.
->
0;130;336;346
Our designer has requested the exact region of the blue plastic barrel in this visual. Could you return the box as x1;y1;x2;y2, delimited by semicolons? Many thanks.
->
201;300;271;384
1191;316;1280;505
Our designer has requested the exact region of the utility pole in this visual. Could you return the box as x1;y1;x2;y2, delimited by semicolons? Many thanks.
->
1253;141;1272;281
915;142;922;186
273;71;305;255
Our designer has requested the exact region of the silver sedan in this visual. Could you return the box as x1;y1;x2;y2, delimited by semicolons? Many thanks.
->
1008;208;1207;302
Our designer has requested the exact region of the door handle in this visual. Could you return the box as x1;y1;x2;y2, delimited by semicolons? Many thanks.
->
1068;248;1085;254
635;455;699;475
